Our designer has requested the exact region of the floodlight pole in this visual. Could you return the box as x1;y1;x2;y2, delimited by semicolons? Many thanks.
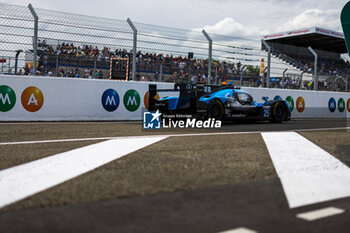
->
261;39;271;88
308;46;318;91
202;29;212;84
28;4;38;76
127;18;137;81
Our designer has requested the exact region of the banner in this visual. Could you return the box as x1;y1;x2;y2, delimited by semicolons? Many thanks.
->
0;75;349;121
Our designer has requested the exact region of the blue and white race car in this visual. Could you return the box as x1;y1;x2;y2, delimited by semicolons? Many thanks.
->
148;83;291;123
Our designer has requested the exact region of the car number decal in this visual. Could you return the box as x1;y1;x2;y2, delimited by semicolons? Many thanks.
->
263;106;270;118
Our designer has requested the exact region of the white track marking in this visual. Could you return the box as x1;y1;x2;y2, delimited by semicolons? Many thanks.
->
0;131;260;146
218;227;257;233
1;126;349;146
0;136;167;209
0;137;113;146
295;126;350;132
0;121;142;125
262;132;350;208
296;207;345;221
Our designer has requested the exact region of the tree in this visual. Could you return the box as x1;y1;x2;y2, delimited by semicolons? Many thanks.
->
244;65;259;75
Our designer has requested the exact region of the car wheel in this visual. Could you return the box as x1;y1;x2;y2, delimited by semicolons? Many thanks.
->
208;99;224;120
271;102;286;123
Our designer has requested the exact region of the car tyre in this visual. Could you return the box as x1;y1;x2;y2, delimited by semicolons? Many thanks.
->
208;99;224;120
270;101;286;123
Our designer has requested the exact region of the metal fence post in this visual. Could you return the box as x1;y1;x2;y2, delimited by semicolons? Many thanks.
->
263;67;268;87
335;76;348;92
300;71;306;89
308;46;318;91
94;57;97;71
282;68;288;89
55;54;59;76
202;29;212;84
15;50;22;74
261;39;271;88
127;18;137;81
28;4;38;76
159;63;163;81
240;65;246;87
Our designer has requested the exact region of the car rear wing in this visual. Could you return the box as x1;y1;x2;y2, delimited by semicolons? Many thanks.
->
148;83;222;112
149;83;223;97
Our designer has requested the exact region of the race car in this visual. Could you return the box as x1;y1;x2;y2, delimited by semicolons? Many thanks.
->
148;83;291;123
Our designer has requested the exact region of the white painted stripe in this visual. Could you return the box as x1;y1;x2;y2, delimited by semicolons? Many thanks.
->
297;207;345;221
0;136;167;209
262;132;350;208
1;126;349;146
0;121;142;125
0;137;112;146
0;131;260;146
295;126;350;132
218;227;257;233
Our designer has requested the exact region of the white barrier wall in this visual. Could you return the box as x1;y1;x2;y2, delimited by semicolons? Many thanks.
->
0;75;173;121
242;87;350;118
0;75;349;121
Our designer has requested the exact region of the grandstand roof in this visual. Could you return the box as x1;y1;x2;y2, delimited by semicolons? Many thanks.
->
263;27;347;54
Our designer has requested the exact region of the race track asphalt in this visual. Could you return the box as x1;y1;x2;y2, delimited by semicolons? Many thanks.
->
0;118;349;233
0;118;348;143
1;179;350;233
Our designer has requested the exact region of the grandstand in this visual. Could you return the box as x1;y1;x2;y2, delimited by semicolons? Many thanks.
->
262;27;349;90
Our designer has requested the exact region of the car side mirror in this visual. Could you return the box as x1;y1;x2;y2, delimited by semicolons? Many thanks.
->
262;96;269;105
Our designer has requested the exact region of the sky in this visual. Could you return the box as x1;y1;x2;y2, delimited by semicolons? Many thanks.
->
2;0;349;38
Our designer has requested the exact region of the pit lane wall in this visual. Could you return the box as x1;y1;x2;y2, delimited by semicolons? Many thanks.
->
0;75;349;121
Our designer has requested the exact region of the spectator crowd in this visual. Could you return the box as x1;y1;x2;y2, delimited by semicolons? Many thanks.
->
34;40;249;82
13;40;347;92
273;49;350;76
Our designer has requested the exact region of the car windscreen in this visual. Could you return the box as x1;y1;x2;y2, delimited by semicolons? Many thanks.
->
236;93;253;105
